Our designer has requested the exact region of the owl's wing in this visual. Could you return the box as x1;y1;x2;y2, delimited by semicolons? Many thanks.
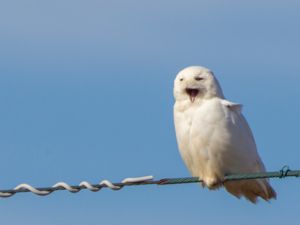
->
220;99;276;202
220;99;265;171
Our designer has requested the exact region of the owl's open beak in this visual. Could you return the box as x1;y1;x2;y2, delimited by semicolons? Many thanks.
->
186;88;199;102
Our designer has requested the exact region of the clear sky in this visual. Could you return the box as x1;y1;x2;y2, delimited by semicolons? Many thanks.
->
0;0;299;224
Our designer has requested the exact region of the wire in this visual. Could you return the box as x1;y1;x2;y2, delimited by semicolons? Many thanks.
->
0;166;299;198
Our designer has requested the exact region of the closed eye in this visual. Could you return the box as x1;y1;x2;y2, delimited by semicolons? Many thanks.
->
195;77;204;81
179;78;184;81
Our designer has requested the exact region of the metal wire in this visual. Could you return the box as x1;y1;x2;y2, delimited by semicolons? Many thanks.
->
0;167;299;198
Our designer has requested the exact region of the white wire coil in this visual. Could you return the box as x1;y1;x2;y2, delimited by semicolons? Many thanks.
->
0;175;154;198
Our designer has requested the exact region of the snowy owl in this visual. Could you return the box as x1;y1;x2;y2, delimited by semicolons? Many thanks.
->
173;66;276;203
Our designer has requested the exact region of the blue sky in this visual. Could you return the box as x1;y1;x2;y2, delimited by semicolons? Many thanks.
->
0;0;300;224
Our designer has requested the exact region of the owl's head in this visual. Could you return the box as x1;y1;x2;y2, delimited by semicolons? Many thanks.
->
173;66;224;103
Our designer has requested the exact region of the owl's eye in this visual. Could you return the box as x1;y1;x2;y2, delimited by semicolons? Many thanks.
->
179;78;184;81
195;77;204;81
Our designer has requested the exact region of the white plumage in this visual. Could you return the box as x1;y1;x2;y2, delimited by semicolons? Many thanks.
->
173;66;276;203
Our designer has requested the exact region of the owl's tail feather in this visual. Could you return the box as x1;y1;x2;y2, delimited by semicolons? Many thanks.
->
224;179;277;203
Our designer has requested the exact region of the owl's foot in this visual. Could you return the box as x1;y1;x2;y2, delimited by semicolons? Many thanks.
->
203;176;224;190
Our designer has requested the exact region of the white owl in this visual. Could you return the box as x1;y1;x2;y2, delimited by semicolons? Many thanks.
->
173;66;276;203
